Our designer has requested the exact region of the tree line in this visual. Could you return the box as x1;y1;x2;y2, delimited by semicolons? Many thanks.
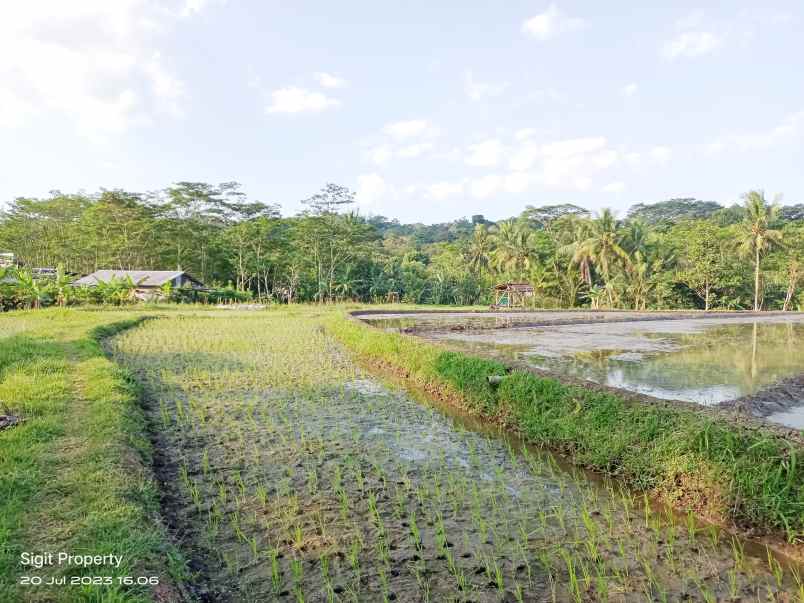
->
1;182;802;310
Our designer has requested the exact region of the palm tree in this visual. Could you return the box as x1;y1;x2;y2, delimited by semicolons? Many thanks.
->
528;263;558;307
567;209;631;306
555;215;594;286
621;219;650;257
465;224;492;275
491;220;537;279
738;191;783;311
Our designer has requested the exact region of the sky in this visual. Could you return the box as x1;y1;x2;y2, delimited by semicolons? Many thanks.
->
1;1;802;223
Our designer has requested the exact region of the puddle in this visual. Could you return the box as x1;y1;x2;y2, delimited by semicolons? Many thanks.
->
767;406;804;429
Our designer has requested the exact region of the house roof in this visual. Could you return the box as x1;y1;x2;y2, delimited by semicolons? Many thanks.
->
73;270;204;288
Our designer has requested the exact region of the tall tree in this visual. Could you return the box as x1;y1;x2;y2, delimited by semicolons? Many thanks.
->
491;220;538;279
465;224;492;275
295;184;377;301
738;191;784;311
567;209;631;306
675;221;728;310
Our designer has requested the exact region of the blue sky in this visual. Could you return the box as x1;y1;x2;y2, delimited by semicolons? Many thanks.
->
1;1;802;223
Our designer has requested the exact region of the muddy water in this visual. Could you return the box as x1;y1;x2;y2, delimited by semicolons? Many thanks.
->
110;313;798;602
366;313;804;428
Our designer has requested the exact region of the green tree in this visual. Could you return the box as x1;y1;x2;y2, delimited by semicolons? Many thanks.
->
295;185;378;301
567;209;631;306
738;191;784;311
465;224;493;275
675;221;729;310
491;220;538;279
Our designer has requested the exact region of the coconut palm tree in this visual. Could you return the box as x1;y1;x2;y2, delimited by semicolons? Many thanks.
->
555;214;594;286
465;224;492;275
528;263;558;307
621;219;650;257
738;191;783;311
490;220;537;279
567;209;631;306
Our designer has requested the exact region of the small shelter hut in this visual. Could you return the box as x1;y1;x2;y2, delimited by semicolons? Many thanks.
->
492;282;534;308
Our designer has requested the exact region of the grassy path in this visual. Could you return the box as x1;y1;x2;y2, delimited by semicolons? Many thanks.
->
0;310;181;602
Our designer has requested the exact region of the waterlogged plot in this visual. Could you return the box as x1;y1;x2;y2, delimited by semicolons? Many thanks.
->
110;312;800;601
370;313;804;428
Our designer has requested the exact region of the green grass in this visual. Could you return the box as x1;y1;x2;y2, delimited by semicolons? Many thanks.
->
0;309;183;602
326;310;804;540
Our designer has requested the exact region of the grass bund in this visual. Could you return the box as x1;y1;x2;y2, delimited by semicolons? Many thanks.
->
0;310;183;603
2;305;803;602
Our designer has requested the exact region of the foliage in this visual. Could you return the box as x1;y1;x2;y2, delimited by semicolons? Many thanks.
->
626;198;722;225
1;183;803;310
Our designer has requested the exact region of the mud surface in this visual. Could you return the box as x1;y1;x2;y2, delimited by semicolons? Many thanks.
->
721;374;804;427
362;312;804;429
109;314;799;602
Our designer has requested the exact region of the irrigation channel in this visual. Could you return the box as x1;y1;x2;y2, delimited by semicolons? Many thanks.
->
110;311;801;602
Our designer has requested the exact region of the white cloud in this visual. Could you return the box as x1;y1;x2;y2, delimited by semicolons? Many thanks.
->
367;145;393;166
0;88;36;128
356;173;387;206
181;0;218;17
382;119;437;140
266;87;339;114
508;142;541;171
662;31;722;60
470;174;502;199
592;149;619;169
398;142;434;158
465;139;504;167
676;10;706;30
624;152;642;166
705;111;804;154
649;146;672;164
464;70;508;101
603;181;626;193
504;172;531;193
314;72;347;89
515;128;539;141
426;180;465;201
539;137;616;190
143;52;185;116
0;1;199;140
621;83;638;97
542;137;608;157
522;4;586;41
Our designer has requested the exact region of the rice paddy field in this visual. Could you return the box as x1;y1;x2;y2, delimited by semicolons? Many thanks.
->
2;306;803;602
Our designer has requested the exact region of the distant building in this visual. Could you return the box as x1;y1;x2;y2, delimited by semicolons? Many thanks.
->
73;270;206;298
492;282;534;308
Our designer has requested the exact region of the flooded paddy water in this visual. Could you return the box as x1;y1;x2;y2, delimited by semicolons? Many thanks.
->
361;312;804;430
109;312;801;601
